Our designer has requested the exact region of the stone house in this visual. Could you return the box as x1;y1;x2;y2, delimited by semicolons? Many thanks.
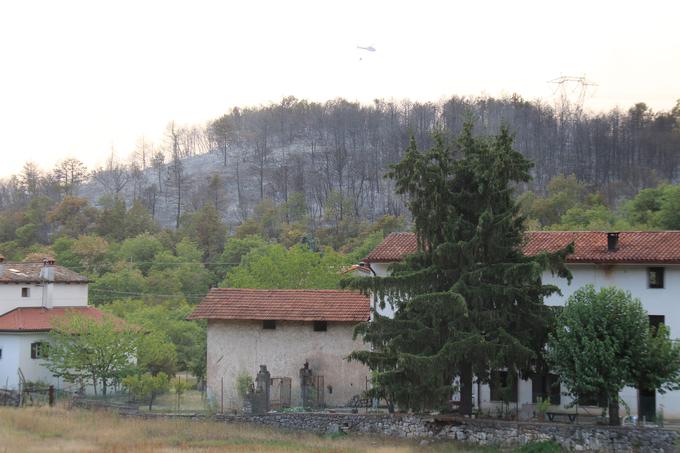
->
188;288;371;410
0;256;106;391
363;231;680;420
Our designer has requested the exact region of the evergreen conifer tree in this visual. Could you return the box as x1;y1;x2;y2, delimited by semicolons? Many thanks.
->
344;124;571;413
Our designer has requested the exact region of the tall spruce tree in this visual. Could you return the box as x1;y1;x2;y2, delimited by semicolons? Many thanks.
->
344;124;571;413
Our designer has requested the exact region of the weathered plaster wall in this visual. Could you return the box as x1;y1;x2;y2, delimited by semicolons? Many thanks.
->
206;320;370;409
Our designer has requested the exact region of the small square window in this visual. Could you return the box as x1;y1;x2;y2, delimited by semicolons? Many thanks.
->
30;342;48;359
21;287;30;297
313;321;327;332
648;267;664;289
262;320;276;330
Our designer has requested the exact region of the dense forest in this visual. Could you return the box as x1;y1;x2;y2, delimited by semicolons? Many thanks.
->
1;94;679;376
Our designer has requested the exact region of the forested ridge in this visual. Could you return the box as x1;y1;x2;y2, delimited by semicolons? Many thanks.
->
3;95;679;231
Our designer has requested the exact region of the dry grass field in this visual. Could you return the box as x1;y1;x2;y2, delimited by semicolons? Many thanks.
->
0;406;499;453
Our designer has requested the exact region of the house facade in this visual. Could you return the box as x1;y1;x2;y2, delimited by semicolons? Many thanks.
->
0;256;100;391
363;231;680;420
189;288;371;410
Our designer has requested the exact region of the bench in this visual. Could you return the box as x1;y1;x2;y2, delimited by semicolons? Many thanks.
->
545;411;578;423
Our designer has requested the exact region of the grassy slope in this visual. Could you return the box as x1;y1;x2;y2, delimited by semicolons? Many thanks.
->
0;406;500;453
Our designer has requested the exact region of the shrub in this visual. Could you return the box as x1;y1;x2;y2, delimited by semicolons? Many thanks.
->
235;371;253;401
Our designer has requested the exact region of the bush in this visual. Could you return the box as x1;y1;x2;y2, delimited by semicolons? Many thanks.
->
235;371;253;401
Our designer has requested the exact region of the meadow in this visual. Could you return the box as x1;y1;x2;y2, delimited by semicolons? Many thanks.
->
0;406;500;453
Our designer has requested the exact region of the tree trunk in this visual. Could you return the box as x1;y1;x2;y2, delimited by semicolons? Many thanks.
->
459;362;473;416
609;398;620;426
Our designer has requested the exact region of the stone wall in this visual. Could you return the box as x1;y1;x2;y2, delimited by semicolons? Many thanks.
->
212;413;679;452
99;403;679;453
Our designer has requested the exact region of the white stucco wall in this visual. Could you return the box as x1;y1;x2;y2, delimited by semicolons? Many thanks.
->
206;320;370;410
370;260;680;418
0;332;59;390
0;283;88;316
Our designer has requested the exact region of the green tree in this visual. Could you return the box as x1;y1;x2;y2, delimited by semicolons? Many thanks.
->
125;200;159;238
343;126;570;413
96;195;127;241
47;312;138;396
47;196;97;238
137;332;177;376
107;299;205;372
71;234;110;274
179;203;227;262
224;243;348;289
547;285;649;425
115;233;164;275
123;372;170;411
89;267;146;305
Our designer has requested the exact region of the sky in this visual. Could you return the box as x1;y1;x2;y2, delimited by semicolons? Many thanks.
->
0;0;678;178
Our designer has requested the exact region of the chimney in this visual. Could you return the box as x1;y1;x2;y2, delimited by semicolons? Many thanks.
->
40;257;55;309
607;232;620;252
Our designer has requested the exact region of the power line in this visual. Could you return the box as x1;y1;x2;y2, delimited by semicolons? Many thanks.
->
89;288;207;299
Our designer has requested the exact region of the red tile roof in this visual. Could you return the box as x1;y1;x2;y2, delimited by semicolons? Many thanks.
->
365;231;680;264
188;288;370;322
364;232;419;263
0;307;108;332
0;263;88;283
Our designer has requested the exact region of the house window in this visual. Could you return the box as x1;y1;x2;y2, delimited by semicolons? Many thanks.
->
489;370;518;403
30;342;49;359
262;320;276;330
648;267;664;288
21;287;30;298
313;321;328;332
0;348;2;360
578;390;607;407
649;315;665;335
532;373;561;405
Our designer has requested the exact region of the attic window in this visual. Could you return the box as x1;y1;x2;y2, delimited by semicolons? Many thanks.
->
313;321;328;332
21;288;30;298
262;320;276;330
648;267;664;289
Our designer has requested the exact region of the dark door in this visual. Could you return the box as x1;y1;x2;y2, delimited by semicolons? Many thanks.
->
639;388;656;422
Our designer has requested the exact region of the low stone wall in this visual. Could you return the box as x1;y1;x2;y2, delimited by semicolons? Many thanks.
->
209;413;677;452
87;402;678;453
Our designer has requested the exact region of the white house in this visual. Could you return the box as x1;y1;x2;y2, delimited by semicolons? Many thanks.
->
363;231;680;420
0;256;103;391
189;288;371;410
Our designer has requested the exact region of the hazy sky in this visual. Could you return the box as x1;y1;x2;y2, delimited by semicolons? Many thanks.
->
1;0;678;178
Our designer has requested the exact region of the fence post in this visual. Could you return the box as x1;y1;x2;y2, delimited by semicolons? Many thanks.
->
221;377;224;414
48;385;55;407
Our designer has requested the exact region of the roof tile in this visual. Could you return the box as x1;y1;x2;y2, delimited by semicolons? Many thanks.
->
0;307;108;332
365;231;680;264
188;288;370;322
0;262;88;283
